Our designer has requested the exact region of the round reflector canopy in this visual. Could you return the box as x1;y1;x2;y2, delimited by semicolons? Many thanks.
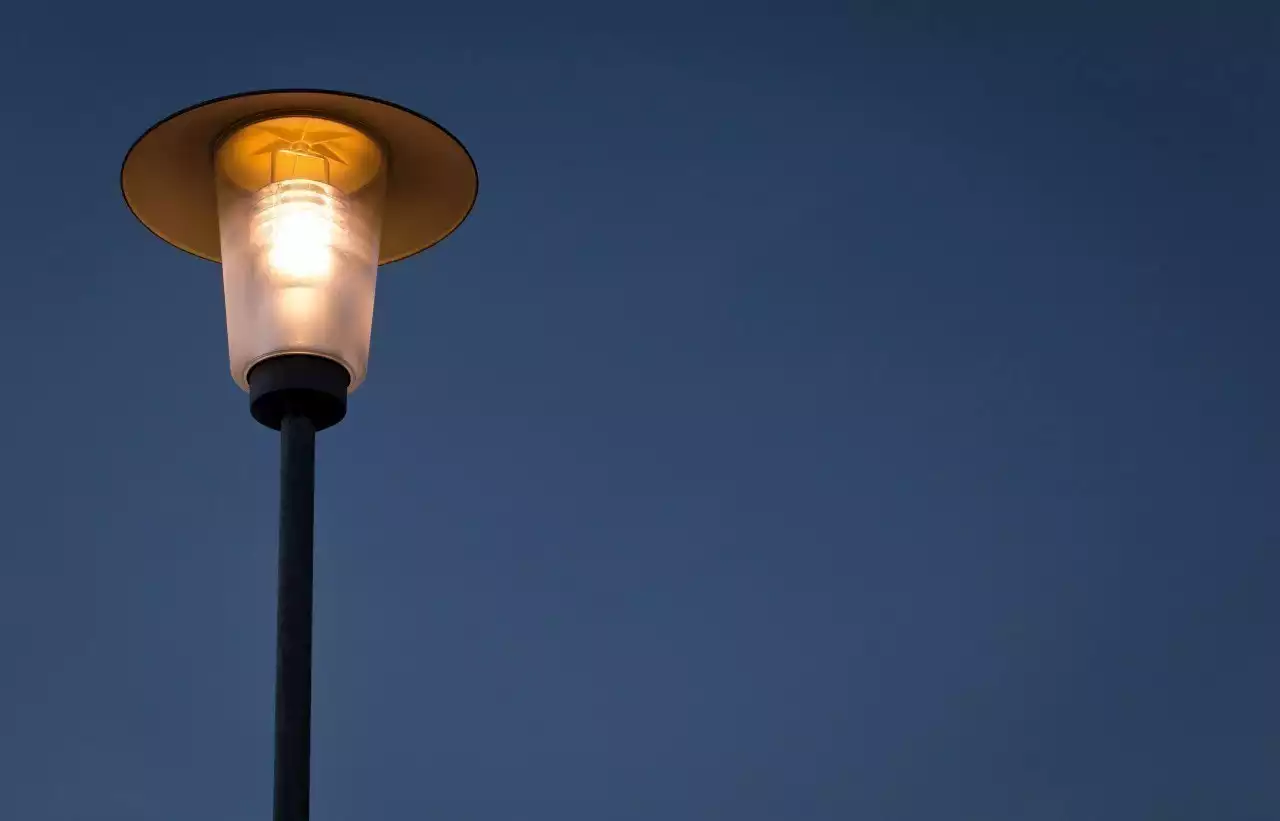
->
121;89;478;265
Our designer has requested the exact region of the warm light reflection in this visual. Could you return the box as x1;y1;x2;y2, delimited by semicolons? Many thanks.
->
277;285;325;329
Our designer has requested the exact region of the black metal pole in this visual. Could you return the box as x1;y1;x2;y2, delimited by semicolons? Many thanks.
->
275;412;316;821
248;354;351;821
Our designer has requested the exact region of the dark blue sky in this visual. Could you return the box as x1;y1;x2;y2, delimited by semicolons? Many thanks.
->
1;3;1278;819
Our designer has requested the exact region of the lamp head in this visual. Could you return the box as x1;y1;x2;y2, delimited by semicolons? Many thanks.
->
121;90;477;395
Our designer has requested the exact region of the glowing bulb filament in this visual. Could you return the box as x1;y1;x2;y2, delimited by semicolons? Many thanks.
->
252;180;348;282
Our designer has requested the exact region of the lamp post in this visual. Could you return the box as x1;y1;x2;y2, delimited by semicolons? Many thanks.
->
120;90;478;821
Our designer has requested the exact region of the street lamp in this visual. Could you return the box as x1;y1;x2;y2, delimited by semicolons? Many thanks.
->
120;90;477;821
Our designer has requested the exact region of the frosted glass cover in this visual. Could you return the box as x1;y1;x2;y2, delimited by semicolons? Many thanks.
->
214;116;387;392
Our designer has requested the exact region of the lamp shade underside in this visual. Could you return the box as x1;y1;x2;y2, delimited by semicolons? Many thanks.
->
121;89;478;265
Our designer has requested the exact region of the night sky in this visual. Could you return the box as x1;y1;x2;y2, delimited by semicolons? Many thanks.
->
1;3;1278;819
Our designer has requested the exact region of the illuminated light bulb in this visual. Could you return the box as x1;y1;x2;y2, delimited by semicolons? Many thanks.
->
252;179;348;283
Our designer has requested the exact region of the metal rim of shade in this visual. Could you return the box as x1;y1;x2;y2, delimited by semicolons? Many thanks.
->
120;88;479;266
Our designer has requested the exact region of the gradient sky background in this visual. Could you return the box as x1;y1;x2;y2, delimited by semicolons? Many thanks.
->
0;3;1278;819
